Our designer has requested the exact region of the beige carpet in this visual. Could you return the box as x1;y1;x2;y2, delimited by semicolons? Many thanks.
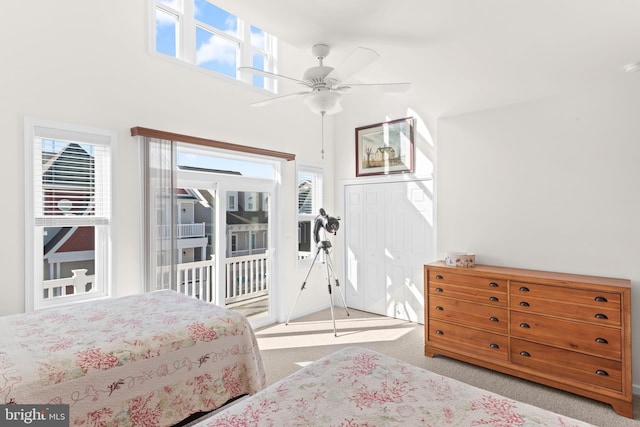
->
255;308;640;427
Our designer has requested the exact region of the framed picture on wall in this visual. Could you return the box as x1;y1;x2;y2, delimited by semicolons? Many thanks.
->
355;117;415;177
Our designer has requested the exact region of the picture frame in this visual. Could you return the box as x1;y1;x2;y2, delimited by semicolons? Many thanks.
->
355;117;415;177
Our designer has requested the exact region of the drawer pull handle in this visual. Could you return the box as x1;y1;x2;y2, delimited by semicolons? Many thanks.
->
490;343;500;349
519;323;530;328
595;369;609;376
435;329;444;335
435;306;444;311
489;282;499;287
595;338;609;344
519;351;531;357
489;296;499;302
519;301;530;307
489;317;499;322
594;296;608;303
594;313;608;320
519;286;530;292
435;287;444;292
435;275;444;280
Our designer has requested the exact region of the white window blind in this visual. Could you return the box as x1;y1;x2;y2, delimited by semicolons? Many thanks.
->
33;127;111;226
297;171;313;214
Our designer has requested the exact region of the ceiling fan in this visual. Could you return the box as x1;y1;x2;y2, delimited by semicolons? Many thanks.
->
238;44;411;115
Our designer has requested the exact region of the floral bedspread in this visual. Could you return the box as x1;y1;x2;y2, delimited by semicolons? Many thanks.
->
0;290;266;426
200;346;595;427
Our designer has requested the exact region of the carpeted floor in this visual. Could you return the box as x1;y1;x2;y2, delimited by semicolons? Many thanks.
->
254;308;640;427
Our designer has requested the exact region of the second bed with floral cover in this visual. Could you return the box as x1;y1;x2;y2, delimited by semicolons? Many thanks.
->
198;346;595;427
0;290;266;426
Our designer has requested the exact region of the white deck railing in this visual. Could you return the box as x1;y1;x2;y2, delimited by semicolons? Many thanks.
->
158;223;206;239
176;253;268;304
42;269;94;299
176;222;205;239
224;253;269;304
42;253;268;304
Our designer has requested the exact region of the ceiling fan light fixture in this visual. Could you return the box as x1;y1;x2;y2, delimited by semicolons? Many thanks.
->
303;90;343;115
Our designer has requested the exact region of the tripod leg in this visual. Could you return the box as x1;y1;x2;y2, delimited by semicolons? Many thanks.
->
325;256;337;337
286;248;321;325
325;250;350;317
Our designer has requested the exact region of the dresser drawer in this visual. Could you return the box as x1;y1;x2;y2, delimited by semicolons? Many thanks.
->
510;312;621;359
429;270;507;291
429;272;506;306
430;295;508;333
510;294;621;326
512;281;621;310
429;319;508;360
511;339;622;392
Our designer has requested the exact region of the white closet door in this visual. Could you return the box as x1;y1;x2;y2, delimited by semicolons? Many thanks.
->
362;185;387;315
345;185;364;311
345;181;433;324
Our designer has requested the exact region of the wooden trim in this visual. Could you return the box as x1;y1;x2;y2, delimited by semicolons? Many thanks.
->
130;126;295;161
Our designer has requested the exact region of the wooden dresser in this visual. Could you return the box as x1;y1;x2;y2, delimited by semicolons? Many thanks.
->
424;261;632;418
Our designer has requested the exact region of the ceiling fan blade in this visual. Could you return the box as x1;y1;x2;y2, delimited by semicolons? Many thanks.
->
337;82;411;93
325;47;380;83
238;66;309;86
250;91;311;107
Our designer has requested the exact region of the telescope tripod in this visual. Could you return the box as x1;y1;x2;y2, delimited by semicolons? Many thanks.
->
286;241;349;337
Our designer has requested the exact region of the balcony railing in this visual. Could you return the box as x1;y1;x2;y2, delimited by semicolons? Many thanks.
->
41;253;268;306
176;253;269;304
158;223;206;239
42;269;94;299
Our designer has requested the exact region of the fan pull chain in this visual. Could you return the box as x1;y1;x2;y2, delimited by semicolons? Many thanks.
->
321;111;325;159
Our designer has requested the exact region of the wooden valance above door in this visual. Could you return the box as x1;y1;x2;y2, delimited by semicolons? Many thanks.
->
130;126;295;161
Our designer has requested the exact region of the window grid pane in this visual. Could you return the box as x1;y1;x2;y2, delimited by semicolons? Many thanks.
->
156;8;178;57
250;25;265;49
252;52;266;88
195;0;237;36
196;27;238;77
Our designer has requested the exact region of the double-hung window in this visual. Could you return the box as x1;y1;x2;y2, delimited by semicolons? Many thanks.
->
153;0;277;91
25;118;114;311
297;166;323;261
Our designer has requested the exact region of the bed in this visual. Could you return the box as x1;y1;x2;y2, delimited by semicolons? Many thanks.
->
197;346;595;426
0;290;266;426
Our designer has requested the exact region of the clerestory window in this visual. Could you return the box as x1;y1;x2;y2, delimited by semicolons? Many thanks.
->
153;0;277;91
24;118;114;311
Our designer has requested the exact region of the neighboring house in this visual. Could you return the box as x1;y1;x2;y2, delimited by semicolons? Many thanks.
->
226;191;269;257
175;188;211;263
174;188;270;260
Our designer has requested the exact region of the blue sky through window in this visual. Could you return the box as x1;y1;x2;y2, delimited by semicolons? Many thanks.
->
155;0;270;82
178;151;274;179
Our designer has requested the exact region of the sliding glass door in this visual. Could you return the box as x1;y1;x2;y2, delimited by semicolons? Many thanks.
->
176;147;277;327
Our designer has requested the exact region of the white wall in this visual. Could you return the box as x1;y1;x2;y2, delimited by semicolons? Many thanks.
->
0;0;336;317
436;81;640;386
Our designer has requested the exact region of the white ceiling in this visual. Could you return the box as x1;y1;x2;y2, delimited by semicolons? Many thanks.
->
216;0;640;118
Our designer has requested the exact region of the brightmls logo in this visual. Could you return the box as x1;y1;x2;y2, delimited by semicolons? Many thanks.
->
1;405;69;426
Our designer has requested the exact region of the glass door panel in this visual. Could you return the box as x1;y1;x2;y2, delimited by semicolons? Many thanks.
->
175;187;215;301
224;190;270;321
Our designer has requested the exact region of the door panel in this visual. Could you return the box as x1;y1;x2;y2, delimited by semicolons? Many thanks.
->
344;181;434;324
345;186;364;310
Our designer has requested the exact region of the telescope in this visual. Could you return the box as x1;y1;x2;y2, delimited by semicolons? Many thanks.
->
314;208;340;247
